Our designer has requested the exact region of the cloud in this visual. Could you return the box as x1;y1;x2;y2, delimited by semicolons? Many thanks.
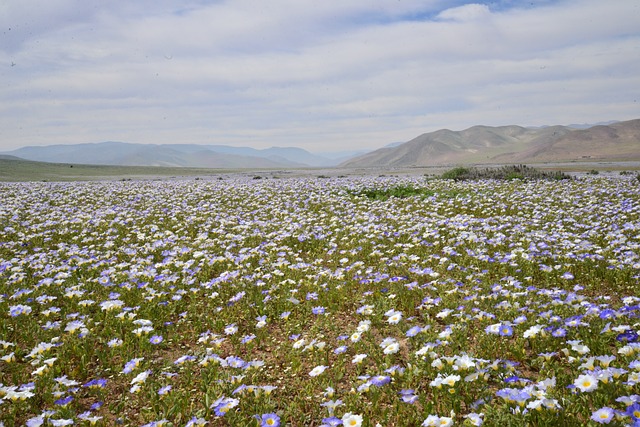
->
1;0;639;152
436;4;491;21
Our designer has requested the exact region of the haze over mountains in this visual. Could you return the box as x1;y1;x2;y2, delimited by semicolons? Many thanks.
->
341;119;640;168
2;119;638;169
2;143;355;168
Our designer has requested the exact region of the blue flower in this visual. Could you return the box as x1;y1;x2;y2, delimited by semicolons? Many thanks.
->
616;330;639;343
590;407;614;424
260;413;280;427
499;324;513;337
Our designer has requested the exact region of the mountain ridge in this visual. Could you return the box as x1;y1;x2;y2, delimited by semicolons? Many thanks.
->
1;142;337;168
340;119;640;167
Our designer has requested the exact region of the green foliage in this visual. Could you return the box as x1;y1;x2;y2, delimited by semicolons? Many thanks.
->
440;164;572;181
440;167;470;181
349;185;435;200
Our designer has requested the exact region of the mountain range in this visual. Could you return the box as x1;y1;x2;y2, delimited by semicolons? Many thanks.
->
3;119;638;169
340;119;640;167
1;142;356;168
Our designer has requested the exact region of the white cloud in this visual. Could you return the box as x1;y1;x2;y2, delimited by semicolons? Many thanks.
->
1;0;639;152
436;4;491;21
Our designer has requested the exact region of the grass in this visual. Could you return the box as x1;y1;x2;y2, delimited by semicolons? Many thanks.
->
0;158;243;182
1;175;640;426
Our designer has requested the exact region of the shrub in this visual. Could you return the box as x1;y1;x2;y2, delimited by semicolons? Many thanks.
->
440;164;571;181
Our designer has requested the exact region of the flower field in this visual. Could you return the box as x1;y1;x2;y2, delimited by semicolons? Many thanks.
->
1;175;640;426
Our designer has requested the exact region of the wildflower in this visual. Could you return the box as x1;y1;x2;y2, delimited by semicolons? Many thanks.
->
1;352;15;363
309;365;328;377
334;345;348;354
617;330;639;343
357;320;371;332
342;413;363;427
9;304;32;316
55;395;73;407
371;375;391;386
122;357;143;374
184;416;207;426
259;413;280;427
149;335;163;344
78;412;103;424
312;306;326;315
321;399;343;416
242;334;256;344
26;416;45;427
574;374;599;392
131;370;151;384
211;396;239;416
50;420;74;427
256;315;267;328
385;309;402;324
499;324;513;337
158;385;172;396
464;412;484;426
352;354;367;364
356;304;374;315
224;324;238;335
321;417;343;427
406;325;423;337
383;342;400;354
108;338;123;348
625;403;640;419
590;407;615;424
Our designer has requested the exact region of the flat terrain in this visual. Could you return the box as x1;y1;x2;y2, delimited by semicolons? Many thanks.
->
2;156;640;182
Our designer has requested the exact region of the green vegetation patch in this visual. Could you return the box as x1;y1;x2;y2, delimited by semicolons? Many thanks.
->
349;185;469;201
440;164;572;181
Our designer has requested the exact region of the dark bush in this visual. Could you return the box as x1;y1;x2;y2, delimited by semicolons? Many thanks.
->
440;164;571;181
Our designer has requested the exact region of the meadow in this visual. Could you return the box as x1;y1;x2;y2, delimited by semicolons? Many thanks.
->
1;175;639;426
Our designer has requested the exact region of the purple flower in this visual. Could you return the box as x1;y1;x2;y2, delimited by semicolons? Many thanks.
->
591;407;614;424
149;335;163;344
617;330;639;343
55;395;73;406
321;417;343;426
259;413;280;427
370;375;391;386
406;325;423;337
312;306;326;315
499;324;513;337
158;385;172;395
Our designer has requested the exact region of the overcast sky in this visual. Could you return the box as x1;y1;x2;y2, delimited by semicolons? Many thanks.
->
1;0;639;153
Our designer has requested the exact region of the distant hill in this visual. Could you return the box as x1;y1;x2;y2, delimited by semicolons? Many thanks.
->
340;119;640;167
1;142;346;168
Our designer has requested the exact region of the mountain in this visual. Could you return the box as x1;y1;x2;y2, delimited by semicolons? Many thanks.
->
340;119;640;167
2;142;344;168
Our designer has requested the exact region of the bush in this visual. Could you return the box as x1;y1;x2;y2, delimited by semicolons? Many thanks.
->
440;167;470;181
440;165;571;181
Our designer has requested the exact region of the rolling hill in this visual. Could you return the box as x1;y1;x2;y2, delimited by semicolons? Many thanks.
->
341;119;640;167
1;142;341;168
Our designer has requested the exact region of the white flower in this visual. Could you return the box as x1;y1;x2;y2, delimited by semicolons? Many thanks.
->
383;342;400;354
352;354;368;364
342;412;363;427
386;310;402;324
574;374;598;392
309;365;327;377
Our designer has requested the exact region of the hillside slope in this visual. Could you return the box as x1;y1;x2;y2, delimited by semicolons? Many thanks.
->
341;119;640;167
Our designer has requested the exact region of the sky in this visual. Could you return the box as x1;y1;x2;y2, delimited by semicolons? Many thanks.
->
1;0;639;153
